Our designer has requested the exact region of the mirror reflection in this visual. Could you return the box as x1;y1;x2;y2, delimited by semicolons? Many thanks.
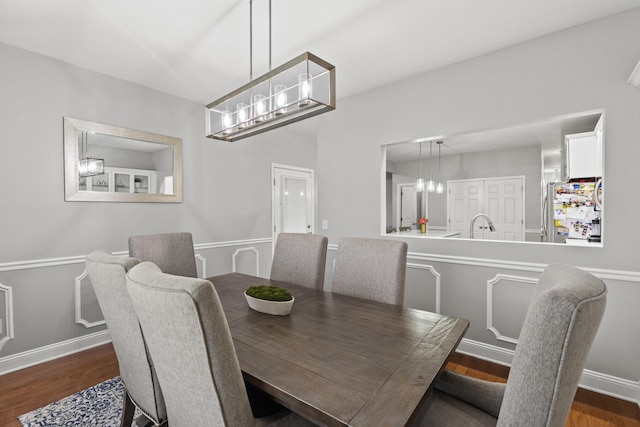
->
383;110;603;245
64;117;183;203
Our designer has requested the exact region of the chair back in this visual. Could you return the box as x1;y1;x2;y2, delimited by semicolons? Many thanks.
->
270;233;328;290
85;250;166;426
128;232;197;277
498;263;607;427
331;237;408;305
126;262;256;427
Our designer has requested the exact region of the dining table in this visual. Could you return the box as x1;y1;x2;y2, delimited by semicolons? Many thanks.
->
207;272;469;427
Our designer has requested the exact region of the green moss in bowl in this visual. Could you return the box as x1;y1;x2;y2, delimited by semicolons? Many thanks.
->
245;285;293;302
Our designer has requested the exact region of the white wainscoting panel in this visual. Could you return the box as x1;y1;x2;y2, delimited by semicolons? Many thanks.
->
0;281;14;351
3;243;640;403
195;254;207;278
405;263;441;314
0;239;270;374
486;273;538;344
75;254;207;329
74;269;106;329
232;247;260;276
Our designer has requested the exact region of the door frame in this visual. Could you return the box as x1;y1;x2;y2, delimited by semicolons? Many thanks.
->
397;183;427;230
271;163;315;250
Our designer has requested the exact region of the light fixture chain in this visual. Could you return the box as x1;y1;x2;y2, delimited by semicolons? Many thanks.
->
419;142;422;179
249;0;253;80
429;141;433;180
269;0;272;71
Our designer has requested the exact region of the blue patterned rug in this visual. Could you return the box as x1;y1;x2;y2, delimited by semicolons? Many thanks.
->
18;376;142;427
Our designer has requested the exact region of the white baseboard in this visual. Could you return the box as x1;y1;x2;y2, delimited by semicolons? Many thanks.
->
457;338;640;404
0;330;111;376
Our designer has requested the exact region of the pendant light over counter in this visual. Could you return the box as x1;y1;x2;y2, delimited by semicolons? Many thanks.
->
416;139;444;194
436;140;444;194
426;141;435;193
205;0;335;142
416;141;425;191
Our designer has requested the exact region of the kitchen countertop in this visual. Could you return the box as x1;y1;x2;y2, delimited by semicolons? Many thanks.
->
565;237;602;246
393;229;461;238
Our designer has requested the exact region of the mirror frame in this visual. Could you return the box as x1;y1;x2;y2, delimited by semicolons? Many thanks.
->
63;117;183;203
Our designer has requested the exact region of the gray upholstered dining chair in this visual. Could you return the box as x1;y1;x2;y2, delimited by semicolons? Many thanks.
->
85;250;167;427
128;232;198;278
331;237;408;305
414;263;607;427
125;261;316;427
270;233;329;290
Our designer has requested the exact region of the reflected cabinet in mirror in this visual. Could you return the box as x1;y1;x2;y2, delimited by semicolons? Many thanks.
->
382;109;604;246
64;117;183;203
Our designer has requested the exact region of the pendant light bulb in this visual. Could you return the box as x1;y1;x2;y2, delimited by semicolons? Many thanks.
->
416;141;424;191
426;140;435;192
436;140;444;194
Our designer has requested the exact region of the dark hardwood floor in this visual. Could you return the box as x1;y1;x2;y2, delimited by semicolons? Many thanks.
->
0;344;119;427
1;344;638;426
447;353;640;427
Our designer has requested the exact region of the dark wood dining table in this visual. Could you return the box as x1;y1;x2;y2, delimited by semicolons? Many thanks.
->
207;272;469;427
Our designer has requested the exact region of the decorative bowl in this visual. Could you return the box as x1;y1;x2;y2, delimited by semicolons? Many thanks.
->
244;292;295;316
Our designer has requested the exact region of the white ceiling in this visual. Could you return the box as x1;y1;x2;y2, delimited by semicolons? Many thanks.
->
1;0;638;106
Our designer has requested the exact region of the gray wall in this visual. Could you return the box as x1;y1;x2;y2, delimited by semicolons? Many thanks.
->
0;42;316;359
317;9;640;401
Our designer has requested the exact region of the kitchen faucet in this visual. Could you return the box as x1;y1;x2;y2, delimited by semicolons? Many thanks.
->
469;214;496;239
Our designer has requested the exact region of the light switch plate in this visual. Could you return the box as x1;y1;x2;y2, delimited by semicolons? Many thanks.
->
322;219;328;229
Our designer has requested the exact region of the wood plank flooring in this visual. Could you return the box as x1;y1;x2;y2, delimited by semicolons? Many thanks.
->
0;344;638;426
447;353;640;427
0;344;119;427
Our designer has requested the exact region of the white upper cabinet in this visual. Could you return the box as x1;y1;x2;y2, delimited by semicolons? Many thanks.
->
565;115;603;180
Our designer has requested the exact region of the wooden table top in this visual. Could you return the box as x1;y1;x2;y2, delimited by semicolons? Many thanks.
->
208;272;469;427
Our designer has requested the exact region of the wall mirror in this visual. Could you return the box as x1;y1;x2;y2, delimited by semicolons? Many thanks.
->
382;109;604;246
64;117;183;203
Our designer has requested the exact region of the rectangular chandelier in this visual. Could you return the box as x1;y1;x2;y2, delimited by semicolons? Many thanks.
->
206;52;335;142
78;157;105;177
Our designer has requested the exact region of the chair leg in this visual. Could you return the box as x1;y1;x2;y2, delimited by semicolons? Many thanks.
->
120;389;136;427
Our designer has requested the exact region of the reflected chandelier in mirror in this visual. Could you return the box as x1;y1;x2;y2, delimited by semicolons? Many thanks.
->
63;117;183;203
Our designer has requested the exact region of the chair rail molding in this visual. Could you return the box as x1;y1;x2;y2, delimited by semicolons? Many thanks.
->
486;273;538;344
0;237;272;273
0;281;15;351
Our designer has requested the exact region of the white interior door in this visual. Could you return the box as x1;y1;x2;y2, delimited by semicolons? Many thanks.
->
448;177;524;240
272;165;314;244
485;178;524;241
448;180;483;238
400;185;418;228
